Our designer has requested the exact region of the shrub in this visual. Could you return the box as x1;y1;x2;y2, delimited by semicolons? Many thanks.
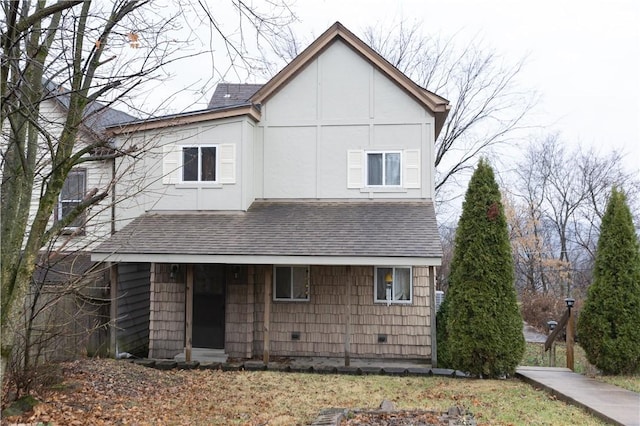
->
577;188;640;374
443;159;525;378
520;290;567;332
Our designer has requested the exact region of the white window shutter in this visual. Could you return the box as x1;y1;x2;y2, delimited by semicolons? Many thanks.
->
347;150;364;188
162;144;180;184
219;143;236;184
404;149;420;188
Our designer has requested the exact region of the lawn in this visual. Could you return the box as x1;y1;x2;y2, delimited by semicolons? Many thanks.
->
2;359;608;425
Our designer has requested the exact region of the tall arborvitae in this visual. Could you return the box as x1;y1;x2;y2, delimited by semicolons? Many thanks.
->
577;188;640;374
444;159;525;377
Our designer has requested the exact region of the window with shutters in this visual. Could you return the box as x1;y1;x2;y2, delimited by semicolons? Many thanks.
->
181;145;217;182
57;169;86;233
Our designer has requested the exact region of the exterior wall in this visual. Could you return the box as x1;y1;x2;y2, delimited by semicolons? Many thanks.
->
8;99;114;251
240;265;432;360
148;263;185;358
225;265;253;358
256;40;436;201
116;263;151;356
114;116;254;231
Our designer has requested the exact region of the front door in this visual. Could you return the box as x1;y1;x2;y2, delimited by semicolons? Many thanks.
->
192;264;225;349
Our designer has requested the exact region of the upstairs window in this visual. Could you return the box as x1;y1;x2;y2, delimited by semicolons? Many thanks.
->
274;266;310;301
367;151;401;186
374;266;412;304
57;169;86;231
182;145;217;182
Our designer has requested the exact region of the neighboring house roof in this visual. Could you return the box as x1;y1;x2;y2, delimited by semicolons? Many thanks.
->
43;79;136;135
33;253;106;284
92;201;442;266
106;21;450;137
208;83;263;108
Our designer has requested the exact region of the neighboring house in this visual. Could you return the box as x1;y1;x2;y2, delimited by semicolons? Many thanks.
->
92;22;450;364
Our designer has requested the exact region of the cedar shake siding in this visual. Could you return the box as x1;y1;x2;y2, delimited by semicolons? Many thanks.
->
149;263;185;359
228;265;432;360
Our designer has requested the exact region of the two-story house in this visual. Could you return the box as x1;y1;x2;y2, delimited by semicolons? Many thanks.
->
91;22;450;364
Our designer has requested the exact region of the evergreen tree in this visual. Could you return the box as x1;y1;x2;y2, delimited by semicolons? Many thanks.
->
577;188;640;374
444;159;525;377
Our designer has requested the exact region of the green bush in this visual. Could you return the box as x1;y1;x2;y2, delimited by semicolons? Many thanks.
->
577;188;640;374
442;159;525;378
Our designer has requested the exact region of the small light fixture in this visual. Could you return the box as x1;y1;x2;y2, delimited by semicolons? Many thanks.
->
233;265;240;279
384;271;393;306
547;320;558;331
170;264;179;280
565;298;575;309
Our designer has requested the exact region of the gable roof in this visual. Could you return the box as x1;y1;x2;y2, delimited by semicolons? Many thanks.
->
43;79;136;136
208;83;263;108
251;22;450;136
92;200;442;266
107;22;449;136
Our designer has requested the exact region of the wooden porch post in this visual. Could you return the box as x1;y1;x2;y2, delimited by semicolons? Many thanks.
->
429;266;438;368
263;266;272;364
344;266;352;367
109;263;118;357
185;264;194;362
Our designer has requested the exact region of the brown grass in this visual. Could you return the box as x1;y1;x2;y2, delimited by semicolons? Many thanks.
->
2;359;608;425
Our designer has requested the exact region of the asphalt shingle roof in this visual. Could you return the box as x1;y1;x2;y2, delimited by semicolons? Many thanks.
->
208;83;263;109
94;201;442;259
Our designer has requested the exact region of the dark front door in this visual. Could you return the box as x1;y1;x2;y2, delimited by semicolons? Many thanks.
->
192;264;225;349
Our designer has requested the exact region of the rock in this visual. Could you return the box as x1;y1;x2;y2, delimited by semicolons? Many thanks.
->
379;399;396;411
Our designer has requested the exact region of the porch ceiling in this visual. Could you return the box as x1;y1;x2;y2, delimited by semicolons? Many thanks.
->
91;200;442;265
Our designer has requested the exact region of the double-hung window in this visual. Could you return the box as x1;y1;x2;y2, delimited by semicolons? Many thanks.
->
367;151;401;186
374;266;412;303
274;266;309;301
182;145;217;182
57;169;86;232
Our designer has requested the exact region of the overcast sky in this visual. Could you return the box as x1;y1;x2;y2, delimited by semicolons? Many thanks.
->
154;0;638;171
292;0;639;165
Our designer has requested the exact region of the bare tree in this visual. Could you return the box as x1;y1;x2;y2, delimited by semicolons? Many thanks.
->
507;134;639;298
0;0;294;380
362;20;536;201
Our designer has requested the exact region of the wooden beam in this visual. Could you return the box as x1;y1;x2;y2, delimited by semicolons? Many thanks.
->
263;266;272;364
185;264;193;362
566;307;575;371
109;263;118;357
429;266;437;368
344;266;352;367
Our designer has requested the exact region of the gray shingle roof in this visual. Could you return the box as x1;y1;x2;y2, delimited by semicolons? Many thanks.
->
94;201;442;259
208;83;263;109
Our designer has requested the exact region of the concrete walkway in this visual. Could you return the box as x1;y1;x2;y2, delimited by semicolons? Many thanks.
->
516;366;640;426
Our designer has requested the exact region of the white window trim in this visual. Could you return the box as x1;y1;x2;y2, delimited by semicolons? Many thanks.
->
365;151;403;188
179;144;219;184
374;266;413;304
273;265;310;302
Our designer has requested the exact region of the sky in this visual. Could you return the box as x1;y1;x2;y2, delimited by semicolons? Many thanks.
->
152;0;639;172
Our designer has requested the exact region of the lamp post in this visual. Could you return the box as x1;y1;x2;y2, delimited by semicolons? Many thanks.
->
565;298;575;371
547;320;558;367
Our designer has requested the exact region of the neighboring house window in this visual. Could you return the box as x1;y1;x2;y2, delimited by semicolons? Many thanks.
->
374;266;412;303
57;169;86;232
274;266;309;301
182;145;217;182
367;151;401;186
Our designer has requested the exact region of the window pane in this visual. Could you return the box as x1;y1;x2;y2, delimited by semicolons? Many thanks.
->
182;147;198;181
275;267;291;299
61;201;84;227
376;267;392;300
385;153;401;185
61;172;84;201
367;153;383;185
394;267;411;300
201;147;216;181
292;267;308;299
